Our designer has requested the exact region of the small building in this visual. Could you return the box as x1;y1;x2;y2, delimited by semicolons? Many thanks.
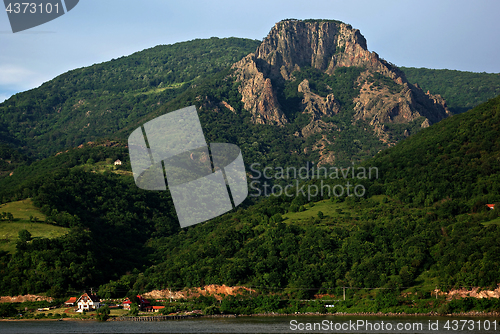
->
486;204;495;210
114;159;122;166
64;297;77;306
76;293;101;313
137;295;150;311
144;305;165;313
122;299;132;310
122;295;150;311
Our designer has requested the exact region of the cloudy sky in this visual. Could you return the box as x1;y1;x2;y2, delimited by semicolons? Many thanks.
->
1;0;499;103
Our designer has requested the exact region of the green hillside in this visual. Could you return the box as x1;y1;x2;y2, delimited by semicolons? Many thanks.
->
0;199;68;254
402;67;500;114
0;37;261;158
0;96;499;304
0;198;46;221
131;96;500;295
368;95;500;208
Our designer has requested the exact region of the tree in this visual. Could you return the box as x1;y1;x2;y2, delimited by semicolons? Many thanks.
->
18;229;32;243
129;303;139;316
317;211;324;219
96;305;110;321
0;303;17;317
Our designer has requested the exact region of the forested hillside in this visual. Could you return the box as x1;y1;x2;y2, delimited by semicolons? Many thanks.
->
1;20;499;302
0;38;260;157
129;96;500;296
0;144;179;296
1;96;499;298
402;67;500;114
368;95;500;207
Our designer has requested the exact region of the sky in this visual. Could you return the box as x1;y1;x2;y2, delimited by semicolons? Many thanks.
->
0;0;499;103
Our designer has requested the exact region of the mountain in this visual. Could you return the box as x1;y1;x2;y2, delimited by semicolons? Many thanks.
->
1;19;499;301
1;19;451;168
117;19;452;167
229;20;450;159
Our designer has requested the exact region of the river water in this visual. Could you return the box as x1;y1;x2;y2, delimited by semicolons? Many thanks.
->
0;315;498;333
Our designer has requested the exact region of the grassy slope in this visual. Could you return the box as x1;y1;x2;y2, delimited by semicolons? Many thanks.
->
283;195;388;224
0;199;69;253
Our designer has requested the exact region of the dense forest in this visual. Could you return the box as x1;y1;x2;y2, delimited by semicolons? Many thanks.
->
401;67;500;114
0;33;499;310
0;96;499;300
0;38;261;157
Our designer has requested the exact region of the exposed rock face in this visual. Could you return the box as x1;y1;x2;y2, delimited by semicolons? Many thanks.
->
144;284;255;301
298;79;340;119
229;19;451;164
434;285;500;300
254;20;341;80
0;294;53;303
353;72;451;131
232;54;287;125
232;19;449;131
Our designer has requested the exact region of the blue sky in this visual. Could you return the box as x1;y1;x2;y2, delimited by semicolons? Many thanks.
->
0;0;499;103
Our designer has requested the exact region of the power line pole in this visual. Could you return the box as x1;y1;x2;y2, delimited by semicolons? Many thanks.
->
343;287;346;301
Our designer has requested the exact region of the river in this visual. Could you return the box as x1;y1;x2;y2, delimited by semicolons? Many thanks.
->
0;315;498;333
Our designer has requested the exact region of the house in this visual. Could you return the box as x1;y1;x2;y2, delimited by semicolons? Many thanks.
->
76;293;101;313
137;295;150;311
64;297;77;306
122;295;150;311
114;159;122;166
122;299;132;310
486;204;495;210
144;305;165;313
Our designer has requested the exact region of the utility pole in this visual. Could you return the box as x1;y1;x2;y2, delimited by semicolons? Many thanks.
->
343;287;346;301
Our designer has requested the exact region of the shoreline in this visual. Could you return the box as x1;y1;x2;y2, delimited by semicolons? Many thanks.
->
2;311;499;322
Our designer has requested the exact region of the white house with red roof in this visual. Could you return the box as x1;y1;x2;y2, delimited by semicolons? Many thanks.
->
76;293;101;312
122;298;132;310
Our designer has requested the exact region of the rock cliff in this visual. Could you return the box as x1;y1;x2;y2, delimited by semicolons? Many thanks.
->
231;19;450;148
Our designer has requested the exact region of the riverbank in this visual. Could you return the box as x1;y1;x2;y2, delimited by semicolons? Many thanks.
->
2;310;499;322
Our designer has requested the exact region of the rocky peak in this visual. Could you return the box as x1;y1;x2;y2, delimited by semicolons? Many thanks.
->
230;19;451;157
254;19;402;82
255;20;344;80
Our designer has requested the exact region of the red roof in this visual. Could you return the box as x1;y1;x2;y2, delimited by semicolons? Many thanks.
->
486;204;495;209
65;297;77;304
137;295;150;305
77;293;100;303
